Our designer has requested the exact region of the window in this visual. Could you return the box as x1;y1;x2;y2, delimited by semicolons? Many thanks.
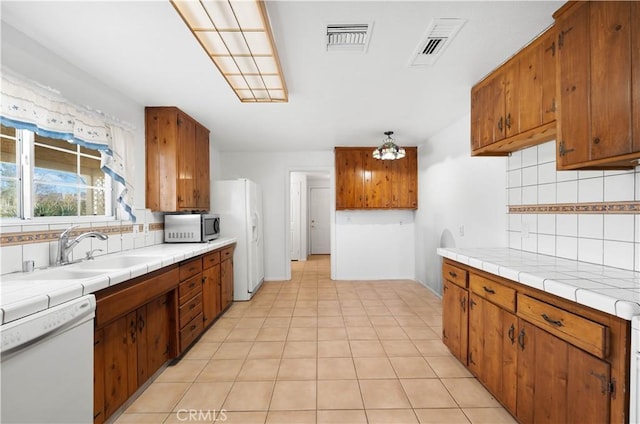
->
0;124;112;219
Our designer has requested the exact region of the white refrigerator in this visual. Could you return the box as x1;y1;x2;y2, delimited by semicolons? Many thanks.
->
211;179;264;301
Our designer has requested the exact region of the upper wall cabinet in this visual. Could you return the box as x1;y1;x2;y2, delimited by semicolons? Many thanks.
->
335;147;417;210
471;25;557;156
145;107;210;212
555;1;640;169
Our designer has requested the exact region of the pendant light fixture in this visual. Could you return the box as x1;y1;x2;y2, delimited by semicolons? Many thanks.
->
373;131;406;160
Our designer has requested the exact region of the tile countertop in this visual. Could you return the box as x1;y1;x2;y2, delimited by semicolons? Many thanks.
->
437;247;640;321
0;237;237;325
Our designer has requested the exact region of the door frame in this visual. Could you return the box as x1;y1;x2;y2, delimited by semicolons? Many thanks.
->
285;167;335;280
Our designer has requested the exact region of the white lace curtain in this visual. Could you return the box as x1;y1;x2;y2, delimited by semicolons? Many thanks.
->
0;70;136;222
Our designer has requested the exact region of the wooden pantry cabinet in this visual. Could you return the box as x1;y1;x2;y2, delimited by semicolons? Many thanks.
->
334;146;417;210
93;243;236;424
441;259;631;424
555;1;640;169
471;25;557;156
145;106;210;212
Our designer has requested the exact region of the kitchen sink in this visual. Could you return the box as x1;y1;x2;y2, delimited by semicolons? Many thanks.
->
12;268;106;281
72;255;158;270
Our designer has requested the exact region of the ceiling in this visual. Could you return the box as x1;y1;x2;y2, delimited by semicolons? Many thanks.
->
0;1;561;152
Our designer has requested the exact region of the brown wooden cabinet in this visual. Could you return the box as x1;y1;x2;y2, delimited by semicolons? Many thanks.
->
202;250;222;328
93;244;236;423
441;262;468;365
95;290;173;422
555;1;640;169
471;25;557;156
145;106;210;212
335;147;417;210
220;245;235;310
441;258;630;424
516;320;611;424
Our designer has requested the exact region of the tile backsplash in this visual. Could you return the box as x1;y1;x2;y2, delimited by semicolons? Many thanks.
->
0;209;165;275
507;141;640;271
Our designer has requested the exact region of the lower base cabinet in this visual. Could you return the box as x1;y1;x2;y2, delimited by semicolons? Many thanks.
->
442;259;630;424
94;243;236;424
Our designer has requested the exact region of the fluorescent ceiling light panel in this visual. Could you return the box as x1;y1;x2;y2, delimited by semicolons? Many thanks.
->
171;0;288;102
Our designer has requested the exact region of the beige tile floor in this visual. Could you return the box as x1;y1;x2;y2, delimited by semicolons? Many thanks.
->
115;255;516;424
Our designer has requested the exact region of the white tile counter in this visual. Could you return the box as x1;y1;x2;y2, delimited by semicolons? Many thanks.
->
0;238;236;325
437;247;640;320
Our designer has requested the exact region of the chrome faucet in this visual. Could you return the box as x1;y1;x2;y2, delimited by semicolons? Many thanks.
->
57;225;108;265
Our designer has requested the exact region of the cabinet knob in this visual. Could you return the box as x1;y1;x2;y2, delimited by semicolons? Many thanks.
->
593;137;600;145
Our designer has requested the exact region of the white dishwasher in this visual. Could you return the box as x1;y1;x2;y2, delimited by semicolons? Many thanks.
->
0;295;95;424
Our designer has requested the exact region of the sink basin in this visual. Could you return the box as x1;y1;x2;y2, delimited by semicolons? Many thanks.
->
18;268;106;281
73;255;158;270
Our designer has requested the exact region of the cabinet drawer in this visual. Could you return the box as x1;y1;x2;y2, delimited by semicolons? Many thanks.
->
180;258;202;281
517;294;609;359
179;293;203;328
179;275;202;304
469;274;516;312
221;246;234;261
443;262;468;288
203;251;221;269
180;313;203;352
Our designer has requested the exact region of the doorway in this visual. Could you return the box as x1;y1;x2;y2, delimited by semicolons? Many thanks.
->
289;171;331;264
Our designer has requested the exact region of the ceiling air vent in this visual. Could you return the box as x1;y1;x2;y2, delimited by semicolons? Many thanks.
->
326;23;372;52
410;18;466;66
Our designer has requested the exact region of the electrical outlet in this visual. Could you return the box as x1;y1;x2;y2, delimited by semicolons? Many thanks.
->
133;224;139;234
459;225;464;237
143;223;149;234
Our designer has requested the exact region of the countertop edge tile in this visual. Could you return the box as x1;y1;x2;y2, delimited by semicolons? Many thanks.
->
437;247;640;321
0;238;237;324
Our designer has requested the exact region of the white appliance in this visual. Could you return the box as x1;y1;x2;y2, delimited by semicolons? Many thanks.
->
212;178;264;301
631;315;639;424
0;295;96;423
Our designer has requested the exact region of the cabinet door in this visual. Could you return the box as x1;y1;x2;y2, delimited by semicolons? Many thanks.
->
470;86;482;151
102;312;137;418
335;148;365;209
141;294;171;382
504;60;520;138
467;293;484;377
475;82;494;148
490;72;507;143
390;147;417;208
589;1;633;161
501;312;518;416
541;28;557;125
145;109;179;212
363;153;390;208
442;280;467;364
557;1;591;168
518;44;542;133
195;124;210;210
221;258;233;309
516;322;611;424
177;113;196;209
202;264;222;326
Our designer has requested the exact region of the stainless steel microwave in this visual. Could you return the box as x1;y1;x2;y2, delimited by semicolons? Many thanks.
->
164;213;220;243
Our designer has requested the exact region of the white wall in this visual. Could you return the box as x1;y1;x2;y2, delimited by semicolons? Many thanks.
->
1;23;147;209
335;210;415;280
219;151;333;280
415;114;508;295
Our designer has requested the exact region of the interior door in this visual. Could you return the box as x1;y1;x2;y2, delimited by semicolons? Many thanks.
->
309;187;330;254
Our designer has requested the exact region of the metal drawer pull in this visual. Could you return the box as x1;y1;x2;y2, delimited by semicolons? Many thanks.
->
483;286;496;294
541;313;563;327
448;271;457;278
